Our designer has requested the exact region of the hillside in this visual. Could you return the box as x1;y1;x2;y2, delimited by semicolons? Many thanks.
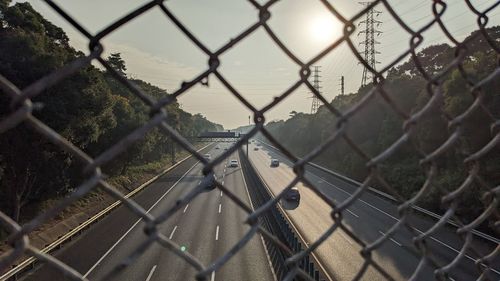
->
264;26;500;231
0;1;222;222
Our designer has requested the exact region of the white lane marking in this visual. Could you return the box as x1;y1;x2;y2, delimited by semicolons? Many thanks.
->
211;271;215;281
169;225;178;240
221;180;224;185
220;191;223;197
339;231;354;245
320;174;500;275
358;198;399;221
83;161;200;277
215;225;220;241
272;157;500;275
411;227;500;275
218;204;222;214
198;180;201;185
183;204;189;213
346;209;359;218
378;230;402;247
145;265;157;281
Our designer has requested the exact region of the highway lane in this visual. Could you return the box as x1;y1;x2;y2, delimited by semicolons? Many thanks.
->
248;144;398;281
258;140;500;277
247;141;499;281
23;144;216;281
23;143;274;281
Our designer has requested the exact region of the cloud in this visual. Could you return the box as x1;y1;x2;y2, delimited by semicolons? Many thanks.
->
101;42;201;92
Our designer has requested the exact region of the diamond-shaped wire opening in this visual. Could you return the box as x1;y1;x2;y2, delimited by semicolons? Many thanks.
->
84;162;217;280
1;0;500;280
264;0;345;62
37;1;155;36
97;6;210;94
217;29;302;110
248;128;403;280
164;0;258;52
344;1;419;83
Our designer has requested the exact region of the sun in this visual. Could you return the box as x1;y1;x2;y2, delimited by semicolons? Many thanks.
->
309;16;338;43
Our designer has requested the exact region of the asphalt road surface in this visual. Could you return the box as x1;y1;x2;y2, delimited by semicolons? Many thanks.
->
247;141;500;281
23;143;275;281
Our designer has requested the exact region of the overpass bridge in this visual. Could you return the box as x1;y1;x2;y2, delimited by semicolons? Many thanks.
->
197;131;244;142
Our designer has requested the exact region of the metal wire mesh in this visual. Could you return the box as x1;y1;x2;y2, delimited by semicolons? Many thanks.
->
0;0;499;280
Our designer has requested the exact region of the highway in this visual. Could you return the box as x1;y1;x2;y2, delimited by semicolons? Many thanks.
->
247;141;500;281
23;143;275;281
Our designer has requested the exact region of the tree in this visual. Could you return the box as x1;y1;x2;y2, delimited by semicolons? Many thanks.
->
107;52;127;77
265;26;500;232
0;2;223;222
0;2;114;220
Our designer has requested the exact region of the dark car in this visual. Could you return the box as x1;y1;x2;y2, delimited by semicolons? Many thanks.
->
203;173;217;191
270;159;279;167
253;147;259;151
284;187;300;201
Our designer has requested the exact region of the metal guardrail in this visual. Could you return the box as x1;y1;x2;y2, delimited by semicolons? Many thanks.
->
0;143;212;280
1;0;499;280
239;149;331;281
257;140;500;245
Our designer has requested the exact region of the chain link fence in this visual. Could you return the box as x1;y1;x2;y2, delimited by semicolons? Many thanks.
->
1;0;499;280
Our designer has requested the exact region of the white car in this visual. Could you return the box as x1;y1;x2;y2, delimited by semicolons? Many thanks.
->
204;154;211;160
229;159;239;167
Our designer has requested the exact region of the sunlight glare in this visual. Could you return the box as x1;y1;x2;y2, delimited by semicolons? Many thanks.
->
309;16;338;43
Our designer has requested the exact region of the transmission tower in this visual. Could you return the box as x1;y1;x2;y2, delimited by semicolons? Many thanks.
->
358;1;382;87
310;66;322;114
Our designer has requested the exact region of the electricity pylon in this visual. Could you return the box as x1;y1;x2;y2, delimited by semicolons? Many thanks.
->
358;1;382;87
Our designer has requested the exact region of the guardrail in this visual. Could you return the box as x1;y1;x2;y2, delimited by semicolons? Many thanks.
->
238;148;332;281
256;140;500;245
0;143;213;281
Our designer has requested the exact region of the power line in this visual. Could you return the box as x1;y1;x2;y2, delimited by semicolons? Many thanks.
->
380;0;492;39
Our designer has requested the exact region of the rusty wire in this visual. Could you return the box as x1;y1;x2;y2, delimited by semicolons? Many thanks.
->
0;0;499;280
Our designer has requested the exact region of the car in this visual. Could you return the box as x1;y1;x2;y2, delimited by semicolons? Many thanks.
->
253;147;259;151
204;153;211;160
215;145;220;149
200;172;217;191
284;187;300;202
224;147;228;151
229;159;239;167
270;159;279;167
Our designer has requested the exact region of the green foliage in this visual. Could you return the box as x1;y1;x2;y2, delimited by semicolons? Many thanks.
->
107;53;127;77
265;26;500;229
0;2;222;221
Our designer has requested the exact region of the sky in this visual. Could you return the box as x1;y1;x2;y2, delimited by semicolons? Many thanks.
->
24;0;500;129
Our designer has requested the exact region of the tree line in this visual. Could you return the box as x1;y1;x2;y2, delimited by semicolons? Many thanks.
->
0;1;222;222
265;26;499;231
